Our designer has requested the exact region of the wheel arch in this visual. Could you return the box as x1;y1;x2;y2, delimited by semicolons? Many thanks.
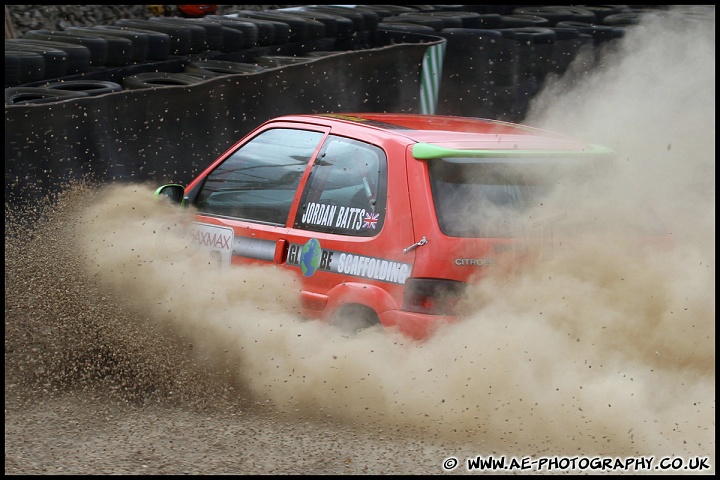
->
323;281;400;326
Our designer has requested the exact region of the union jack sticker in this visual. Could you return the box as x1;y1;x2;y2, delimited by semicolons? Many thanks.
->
362;212;379;229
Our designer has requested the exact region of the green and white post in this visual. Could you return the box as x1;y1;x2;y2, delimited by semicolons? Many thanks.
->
419;40;447;115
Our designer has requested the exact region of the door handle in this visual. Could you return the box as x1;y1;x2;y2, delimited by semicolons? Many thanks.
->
403;236;427;253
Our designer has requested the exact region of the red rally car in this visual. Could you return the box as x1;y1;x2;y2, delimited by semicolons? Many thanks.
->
155;113;667;340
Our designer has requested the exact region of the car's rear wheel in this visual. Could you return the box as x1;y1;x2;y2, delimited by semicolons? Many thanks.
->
330;304;380;336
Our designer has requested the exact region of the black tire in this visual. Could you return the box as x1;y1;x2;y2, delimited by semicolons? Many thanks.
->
381;15;446;32
337;6;380;30
351;5;393;23
231;13;291;44
501;27;556;79
41;79;123;96
205;16;269;47
376;22;437;34
66;26;149;63
361;5;416;16
601;12;646;27
94;25;171;61
512;6;597;26
439;27;504;39
4;52;21;86
150;17;225;51
148;17;211;53
548;27;583;73
555;21;624;44
7;38;91;75
281;10;354;39
330;304;380;336
52;29;133;67
400;12;465;29
500;26;556;44
405;5;435;12
472;13;504;29
409;11;502;29
4;50;45;85
213;26;247;52
115;19;193;55
581;6;630;23
175;22;247;52
302;6;366;32
498;14;551;28
122;72;206;90
184;60;263;78
300;6;370;48
5;86;89;105
256;11;327;40
5;40;69;80
22;30;109;66
202;17;262;50
438;27;507;85
238;11;313;41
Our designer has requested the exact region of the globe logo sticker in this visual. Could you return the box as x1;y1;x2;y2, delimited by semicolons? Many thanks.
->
300;238;322;277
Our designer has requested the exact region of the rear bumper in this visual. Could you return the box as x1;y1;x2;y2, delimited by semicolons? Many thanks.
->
379;309;455;340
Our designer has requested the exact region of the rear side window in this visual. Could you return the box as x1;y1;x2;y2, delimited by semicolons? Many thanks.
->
295;135;387;236
194;128;324;225
429;157;668;238
429;158;571;238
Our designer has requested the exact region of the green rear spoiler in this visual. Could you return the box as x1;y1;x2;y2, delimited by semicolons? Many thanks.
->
411;142;615;160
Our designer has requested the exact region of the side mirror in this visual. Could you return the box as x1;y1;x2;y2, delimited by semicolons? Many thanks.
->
154;184;185;205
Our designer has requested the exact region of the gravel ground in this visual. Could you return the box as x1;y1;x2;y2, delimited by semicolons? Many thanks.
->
4;168;715;476
5;395;458;475
3;185;467;476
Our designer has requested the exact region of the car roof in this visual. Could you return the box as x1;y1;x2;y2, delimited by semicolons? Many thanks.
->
273;113;597;152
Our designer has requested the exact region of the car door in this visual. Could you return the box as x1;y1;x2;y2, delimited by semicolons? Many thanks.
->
187;125;413;322
281;133;414;319
187;123;329;270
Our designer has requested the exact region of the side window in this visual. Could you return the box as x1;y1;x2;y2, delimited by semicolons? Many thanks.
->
295;135;387;236
195;128;324;225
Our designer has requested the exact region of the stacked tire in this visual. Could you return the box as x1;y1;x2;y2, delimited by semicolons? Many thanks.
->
6;4;693;113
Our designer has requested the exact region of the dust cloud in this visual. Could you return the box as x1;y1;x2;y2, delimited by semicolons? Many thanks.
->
5;6;714;472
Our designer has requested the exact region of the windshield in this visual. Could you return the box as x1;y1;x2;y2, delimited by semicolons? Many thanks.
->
195;128;324;225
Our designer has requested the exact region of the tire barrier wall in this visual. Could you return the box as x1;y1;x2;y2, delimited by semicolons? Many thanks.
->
7;5;707;204
5;35;434;204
